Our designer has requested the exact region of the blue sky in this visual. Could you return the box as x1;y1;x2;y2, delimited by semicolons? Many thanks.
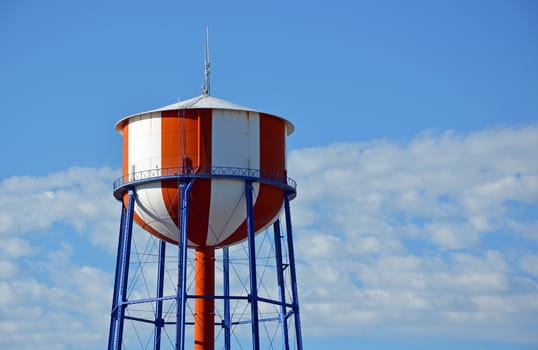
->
1;1;537;349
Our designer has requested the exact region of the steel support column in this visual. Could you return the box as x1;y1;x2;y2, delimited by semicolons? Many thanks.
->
284;195;303;350
245;182;260;350
177;180;193;350
222;247;231;350
154;239;166;350
108;189;136;350
273;220;290;350
107;203;126;350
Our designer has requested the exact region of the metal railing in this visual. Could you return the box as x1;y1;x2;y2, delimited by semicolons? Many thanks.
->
112;166;297;198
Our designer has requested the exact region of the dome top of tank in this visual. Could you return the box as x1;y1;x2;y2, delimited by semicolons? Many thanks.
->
115;94;295;135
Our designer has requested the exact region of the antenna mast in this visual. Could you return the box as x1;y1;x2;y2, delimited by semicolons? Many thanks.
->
203;27;210;96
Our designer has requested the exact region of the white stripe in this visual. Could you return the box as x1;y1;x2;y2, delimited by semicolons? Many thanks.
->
206;110;260;246
128;112;162;173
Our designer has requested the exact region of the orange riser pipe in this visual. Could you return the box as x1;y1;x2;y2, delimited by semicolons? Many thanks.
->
194;247;215;350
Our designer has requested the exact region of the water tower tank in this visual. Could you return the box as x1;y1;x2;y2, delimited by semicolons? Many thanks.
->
113;94;294;247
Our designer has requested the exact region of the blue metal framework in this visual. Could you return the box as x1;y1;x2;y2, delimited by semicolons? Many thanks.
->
245;182;260;349
222;247;231;349
176;180;193;350
108;190;135;350
154;239;166;349
107;167;302;350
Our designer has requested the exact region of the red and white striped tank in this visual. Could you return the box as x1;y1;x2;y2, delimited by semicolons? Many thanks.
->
115;94;294;248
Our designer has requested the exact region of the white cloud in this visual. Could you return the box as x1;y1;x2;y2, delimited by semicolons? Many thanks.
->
426;221;480;249
0;260;19;279
0;167;120;349
0;166;120;251
0;237;34;258
520;254;538;276
0;244;112;350
289;126;538;343
289;126;538;246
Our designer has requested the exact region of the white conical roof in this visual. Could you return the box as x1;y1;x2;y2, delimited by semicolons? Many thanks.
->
156;94;255;112
115;94;294;134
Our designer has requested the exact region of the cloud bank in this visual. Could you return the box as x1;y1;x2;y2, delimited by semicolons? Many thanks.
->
0;167;118;350
0;126;537;349
289;126;538;343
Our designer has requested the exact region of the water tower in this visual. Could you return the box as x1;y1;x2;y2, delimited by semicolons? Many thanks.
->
107;59;303;350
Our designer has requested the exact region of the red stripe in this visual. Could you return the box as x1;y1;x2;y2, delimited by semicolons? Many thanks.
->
160;109;212;246
253;114;286;230
187;110;212;246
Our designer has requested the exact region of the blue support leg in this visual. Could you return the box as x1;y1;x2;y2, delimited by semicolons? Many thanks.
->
273;220;290;350
284;195;303;350
177;180;193;350
154;239;166;350
223;247;231;350
114;190;136;350
245;182;260;350
108;202;127;350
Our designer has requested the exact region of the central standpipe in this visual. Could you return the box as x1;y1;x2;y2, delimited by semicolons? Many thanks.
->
194;247;215;350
